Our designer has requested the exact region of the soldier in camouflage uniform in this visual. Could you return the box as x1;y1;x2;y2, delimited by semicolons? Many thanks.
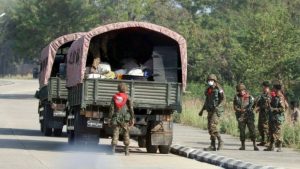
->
233;83;259;151
199;74;225;151
264;80;286;152
255;81;272;146
109;83;135;155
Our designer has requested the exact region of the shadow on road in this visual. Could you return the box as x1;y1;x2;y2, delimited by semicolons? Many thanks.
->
0;128;43;137
0;94;35;100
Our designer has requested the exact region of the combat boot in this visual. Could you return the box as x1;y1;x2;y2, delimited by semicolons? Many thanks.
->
204;140;216;151
253;140;259;151
112;145;116;154
217;135;224;151
257;135;266;146
264;142;274;151
277;141;282;152
124;146;130;156
239;141;245;150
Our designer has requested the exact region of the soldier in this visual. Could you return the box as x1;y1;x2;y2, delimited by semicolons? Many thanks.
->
199;74;225;151
264;80;286;152
233;83;259;151
255;81;272;146
108;83;135;155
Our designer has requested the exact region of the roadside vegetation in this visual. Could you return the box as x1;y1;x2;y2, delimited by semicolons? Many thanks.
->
174;83;300;150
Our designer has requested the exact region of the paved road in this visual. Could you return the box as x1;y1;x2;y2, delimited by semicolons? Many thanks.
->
173;123;300;169
0;79;220;169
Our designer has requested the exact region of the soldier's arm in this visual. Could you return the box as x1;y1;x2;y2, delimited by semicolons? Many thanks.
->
217;88;225;107
127;97;135;120
233;96;241;112
108;98;114;119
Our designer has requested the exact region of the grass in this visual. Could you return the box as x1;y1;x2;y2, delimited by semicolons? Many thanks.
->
175;96;300;150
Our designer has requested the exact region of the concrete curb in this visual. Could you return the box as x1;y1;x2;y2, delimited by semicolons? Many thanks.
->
170;144;284;169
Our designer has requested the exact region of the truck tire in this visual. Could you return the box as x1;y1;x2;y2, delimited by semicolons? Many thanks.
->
73;109;99;145
40;121;44;133
146;133;158;153
53;128;63;137
43;126;52;136
158;145;170;154
68;130;74;144
138;136;146;148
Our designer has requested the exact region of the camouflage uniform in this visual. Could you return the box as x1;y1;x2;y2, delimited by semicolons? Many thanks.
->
233;83;259;151
199;74;225;151
109;83;134;155
264;93;286;152
255;82;272;146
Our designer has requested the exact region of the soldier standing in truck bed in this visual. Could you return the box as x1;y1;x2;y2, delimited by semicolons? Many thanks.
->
199;74;225;151
108;83;135;155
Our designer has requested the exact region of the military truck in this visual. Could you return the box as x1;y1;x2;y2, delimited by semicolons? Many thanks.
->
66;21;187;154
36;33;85;136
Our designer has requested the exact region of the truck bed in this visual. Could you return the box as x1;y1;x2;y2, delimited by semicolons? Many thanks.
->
68;79;182;112
38;77;67;101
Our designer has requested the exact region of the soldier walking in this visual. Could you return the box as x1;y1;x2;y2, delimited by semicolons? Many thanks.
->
108;83;135;155
264;80;286;152
255;81;272;146
233;83;259;151
199;74;225;151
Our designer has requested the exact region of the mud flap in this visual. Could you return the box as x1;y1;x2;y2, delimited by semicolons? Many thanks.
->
151;132;173;145
150;121;173;145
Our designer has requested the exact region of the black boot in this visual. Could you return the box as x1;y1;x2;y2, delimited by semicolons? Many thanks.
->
125;146;130;156
204;140;216;151
239;141;245;150
217;135;224;150
257;135;266;146
253;140;259;151
277;141;282;152
264;142;274;151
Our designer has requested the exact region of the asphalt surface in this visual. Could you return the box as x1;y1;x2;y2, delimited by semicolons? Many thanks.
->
0;79;220;169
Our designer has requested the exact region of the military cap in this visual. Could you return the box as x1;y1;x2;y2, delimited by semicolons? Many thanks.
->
207;74;217;82
262;81;271;87
272;80;282;90
117;83;128;93
236;83;246;91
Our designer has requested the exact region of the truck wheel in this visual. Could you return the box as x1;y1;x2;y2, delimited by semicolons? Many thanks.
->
43;126;52;136
68;131;75;144
158;145;170;154
138;136;146;148
146;134;158;153
40;121;44;133
53;128;63;137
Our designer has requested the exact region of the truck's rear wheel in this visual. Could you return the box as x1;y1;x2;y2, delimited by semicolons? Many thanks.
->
138;136;146;148
68;130;75;144
40;121;44;133
43;126;52;136
146;133;158;153
73;109;99;145
53;128;63;137
158;145;170;154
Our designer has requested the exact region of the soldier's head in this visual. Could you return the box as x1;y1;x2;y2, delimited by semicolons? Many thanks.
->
272;80;282;91
117;83;128;93
236;83;246;96
207;74;217;86
262;81;270;93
